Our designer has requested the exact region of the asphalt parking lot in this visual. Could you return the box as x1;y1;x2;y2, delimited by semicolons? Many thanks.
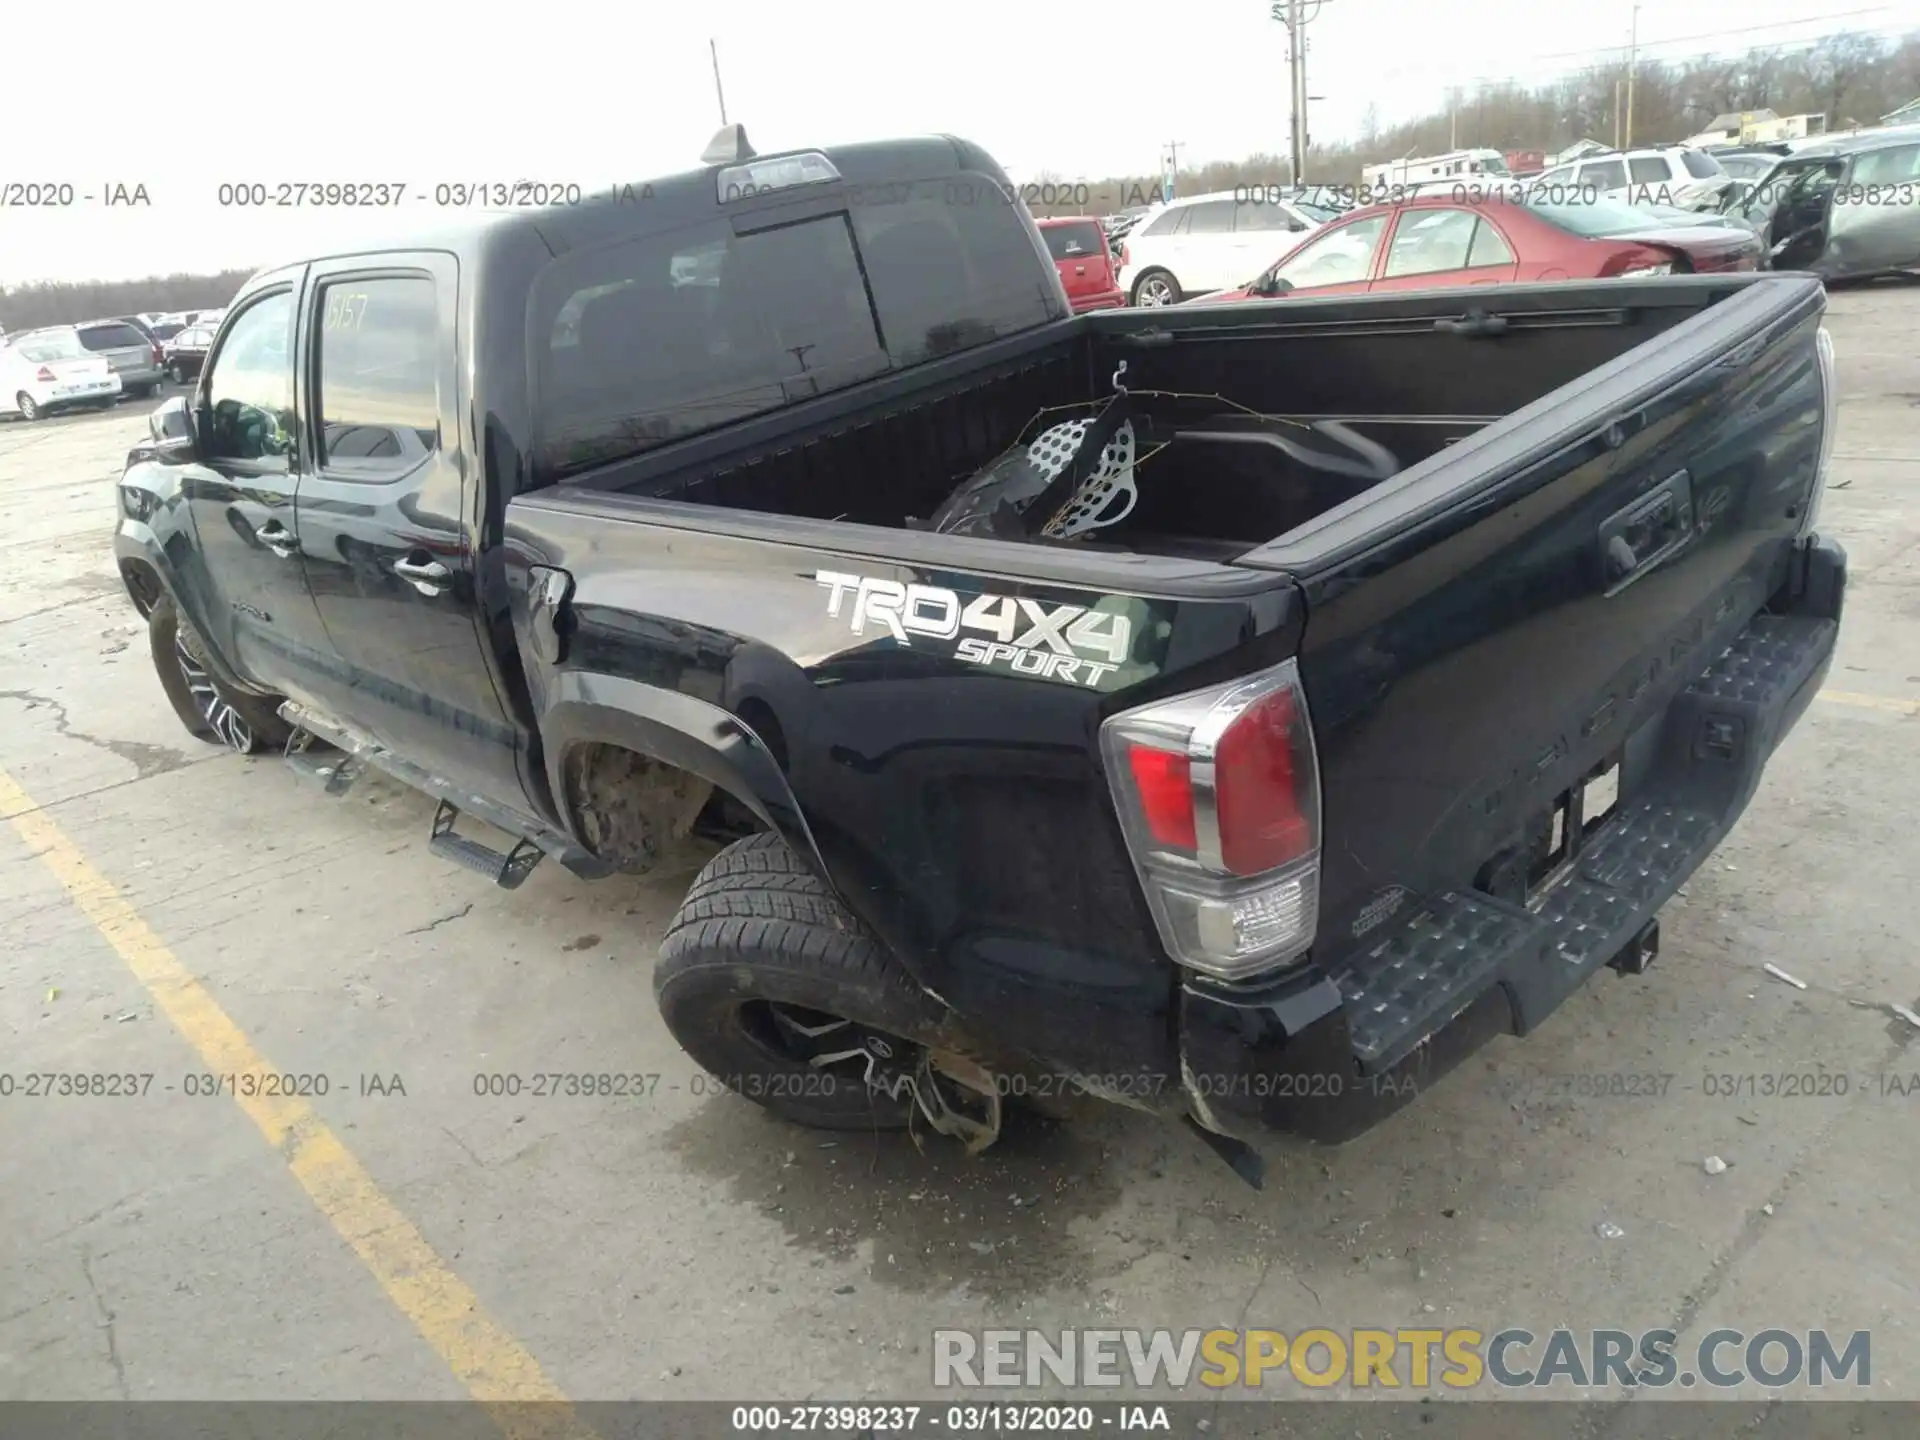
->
2;287;1917;1420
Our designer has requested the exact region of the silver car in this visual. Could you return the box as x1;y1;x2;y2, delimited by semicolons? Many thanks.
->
74;319;164;399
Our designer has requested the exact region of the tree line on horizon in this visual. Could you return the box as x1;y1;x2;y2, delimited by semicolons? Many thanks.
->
0;270;253;334
1024;28;1920;214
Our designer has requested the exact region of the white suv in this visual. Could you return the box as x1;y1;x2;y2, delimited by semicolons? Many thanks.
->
1115;190;1322;306
1535;147;1730;211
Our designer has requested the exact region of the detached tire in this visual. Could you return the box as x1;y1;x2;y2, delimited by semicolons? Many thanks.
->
655;833;949;1131
147;595;292;754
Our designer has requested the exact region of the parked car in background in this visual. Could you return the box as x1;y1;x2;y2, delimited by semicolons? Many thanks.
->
1102;206;1155;248
162;323;216;383
1202;191;1760;303
1116;189;1321;305
1035;216;1124;311
2;327;122;420
74;319;164;398
1534;145;1730;211
1716;147;1793;180
1723;130;1920;281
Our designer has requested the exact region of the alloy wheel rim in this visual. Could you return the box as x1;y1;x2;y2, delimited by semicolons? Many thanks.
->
744;1000;919;1097
174;634;254;751
1139;279;1172;306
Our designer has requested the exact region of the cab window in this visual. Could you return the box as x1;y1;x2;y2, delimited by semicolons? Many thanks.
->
204;292;295;466
313;276;440;477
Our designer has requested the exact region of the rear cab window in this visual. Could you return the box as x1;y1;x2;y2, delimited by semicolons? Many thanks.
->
1681;149;1724;179
532;163;1060;482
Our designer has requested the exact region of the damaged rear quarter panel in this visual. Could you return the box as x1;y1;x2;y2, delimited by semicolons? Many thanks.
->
504;497;1302;1080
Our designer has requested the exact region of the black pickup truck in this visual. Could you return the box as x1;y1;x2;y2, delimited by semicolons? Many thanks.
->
115;127;1845;1182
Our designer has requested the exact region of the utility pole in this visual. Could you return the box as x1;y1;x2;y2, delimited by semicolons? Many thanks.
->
1163;141;1183;202
1613;79;1623;148
1270;1;1320;185
1623;4;1640;148
710;39;729;126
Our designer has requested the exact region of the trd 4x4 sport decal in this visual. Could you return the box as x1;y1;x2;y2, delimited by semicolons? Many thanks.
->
815;570;1132;689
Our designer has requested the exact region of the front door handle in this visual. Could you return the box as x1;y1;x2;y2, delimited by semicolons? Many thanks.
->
259;521;299;557
393;555;451;597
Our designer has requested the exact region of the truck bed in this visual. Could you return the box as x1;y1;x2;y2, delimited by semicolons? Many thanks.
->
555;279;1733;563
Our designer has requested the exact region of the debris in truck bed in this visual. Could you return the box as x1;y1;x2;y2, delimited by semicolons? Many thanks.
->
1763;963;1808;990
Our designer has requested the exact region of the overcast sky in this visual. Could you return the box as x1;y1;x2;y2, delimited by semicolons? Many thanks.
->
4;0;1916;284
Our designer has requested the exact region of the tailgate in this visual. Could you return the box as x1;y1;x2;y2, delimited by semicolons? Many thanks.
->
1254;277;1835;1070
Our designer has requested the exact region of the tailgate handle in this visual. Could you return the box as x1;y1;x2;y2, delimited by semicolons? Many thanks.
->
1600;470;1694;594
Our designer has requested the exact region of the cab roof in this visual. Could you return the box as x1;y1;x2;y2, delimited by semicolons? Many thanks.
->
247;134;1000;279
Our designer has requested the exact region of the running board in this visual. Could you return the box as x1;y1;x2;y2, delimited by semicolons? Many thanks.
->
284;727;363;795
430;800;544;890
277;702;613;884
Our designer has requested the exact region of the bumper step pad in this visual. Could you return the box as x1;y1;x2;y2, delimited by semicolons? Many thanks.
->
1335;612;1836;1071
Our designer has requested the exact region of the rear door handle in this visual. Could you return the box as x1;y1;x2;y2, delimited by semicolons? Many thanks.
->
393;555;451;597
258;521;299;557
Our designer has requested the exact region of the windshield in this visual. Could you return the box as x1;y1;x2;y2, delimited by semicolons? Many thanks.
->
17;332;87;362
1524;192;1681;237
1293;200;1341;222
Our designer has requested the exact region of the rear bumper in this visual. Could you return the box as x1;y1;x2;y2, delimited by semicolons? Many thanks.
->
112;364;164;390
1178;535;1847;1146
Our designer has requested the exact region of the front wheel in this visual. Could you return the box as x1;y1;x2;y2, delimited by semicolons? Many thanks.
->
1131;269;1182;307
16;391;41;422
167;362;186;384
654;833;953;1130
146;595;291;754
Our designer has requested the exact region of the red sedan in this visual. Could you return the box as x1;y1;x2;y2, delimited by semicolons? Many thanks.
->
1203;191;1760;303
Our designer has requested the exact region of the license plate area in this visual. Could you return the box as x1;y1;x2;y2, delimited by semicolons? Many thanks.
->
1524;755;1623;907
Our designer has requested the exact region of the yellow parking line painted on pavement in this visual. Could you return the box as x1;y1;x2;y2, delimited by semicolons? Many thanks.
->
0;766;596;1440
1817;689;1920;716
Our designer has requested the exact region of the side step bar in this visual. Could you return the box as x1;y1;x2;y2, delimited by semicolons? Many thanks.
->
429;800;545;890
278;702;613;888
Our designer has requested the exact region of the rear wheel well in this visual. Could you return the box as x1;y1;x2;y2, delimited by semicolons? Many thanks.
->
560;742;719;875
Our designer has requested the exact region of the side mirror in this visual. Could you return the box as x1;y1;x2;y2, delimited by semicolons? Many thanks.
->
147;394;197;461
1288;218;1308;232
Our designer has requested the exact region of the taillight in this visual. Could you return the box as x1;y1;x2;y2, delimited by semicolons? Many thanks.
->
1102;658;1322;981
35;366;55;382
152;344;163;365
1119;241;1130;269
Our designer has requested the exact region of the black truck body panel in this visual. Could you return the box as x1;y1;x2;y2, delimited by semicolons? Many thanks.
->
112;131;1844;1151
